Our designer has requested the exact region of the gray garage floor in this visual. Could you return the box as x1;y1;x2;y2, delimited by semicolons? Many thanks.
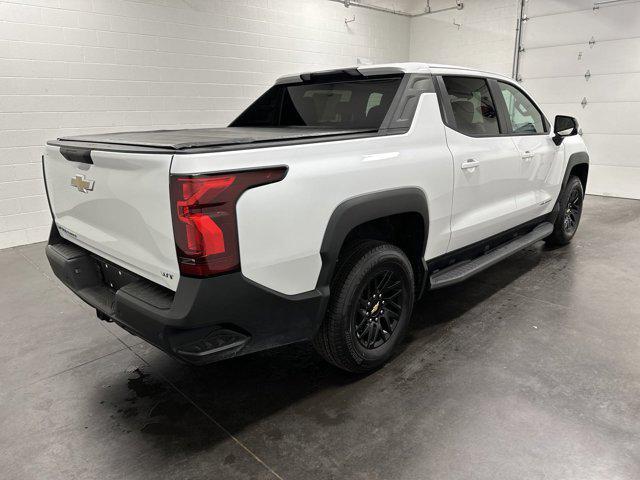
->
1;195;639;480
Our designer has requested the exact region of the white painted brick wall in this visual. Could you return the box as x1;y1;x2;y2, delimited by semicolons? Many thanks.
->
409;0;518;77
0;0;410;249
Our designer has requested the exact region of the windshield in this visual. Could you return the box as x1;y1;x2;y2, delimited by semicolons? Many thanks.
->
231;76;403;130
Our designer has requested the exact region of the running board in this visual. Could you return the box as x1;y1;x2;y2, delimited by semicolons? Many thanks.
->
429;222;553;290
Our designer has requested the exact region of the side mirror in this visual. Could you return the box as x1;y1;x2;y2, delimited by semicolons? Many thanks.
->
553;115;579;145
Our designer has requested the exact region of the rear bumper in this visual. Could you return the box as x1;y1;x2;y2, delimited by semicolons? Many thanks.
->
46;229;327;365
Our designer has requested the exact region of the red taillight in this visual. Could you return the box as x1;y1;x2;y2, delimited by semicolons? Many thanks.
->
170;167;287;277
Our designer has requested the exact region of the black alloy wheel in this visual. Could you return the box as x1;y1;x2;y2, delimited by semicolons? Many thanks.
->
355;269;403;350
546;175;584;246
563;185;583;235
313;240;415;373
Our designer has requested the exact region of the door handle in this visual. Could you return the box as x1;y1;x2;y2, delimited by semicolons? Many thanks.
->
521;151;535;160
461;159;480;170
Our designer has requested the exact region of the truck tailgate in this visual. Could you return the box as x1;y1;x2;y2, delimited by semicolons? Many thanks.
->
43;145;179;291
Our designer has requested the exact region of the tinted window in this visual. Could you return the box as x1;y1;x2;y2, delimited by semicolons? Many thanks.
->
231;77;402;130
498;82;546;134
442;76;500;135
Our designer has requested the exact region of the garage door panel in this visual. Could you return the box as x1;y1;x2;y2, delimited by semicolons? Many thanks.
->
582;134;640;168
521;0;640;199
520;45;583;79
522;77;585;104
520;37;640;79
537;104;583;124
539;102;640;136
526;0;593;18
587;164;640;199
522;3;640;49
523;73;640;104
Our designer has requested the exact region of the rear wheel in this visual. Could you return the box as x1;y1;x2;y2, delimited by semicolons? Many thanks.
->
546;175;584;246
313;241;414;373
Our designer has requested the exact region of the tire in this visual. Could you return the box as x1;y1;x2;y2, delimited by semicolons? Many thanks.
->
545;175;584;246
313;240;415;373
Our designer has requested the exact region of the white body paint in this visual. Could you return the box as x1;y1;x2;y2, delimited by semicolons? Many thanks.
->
43;63;587;294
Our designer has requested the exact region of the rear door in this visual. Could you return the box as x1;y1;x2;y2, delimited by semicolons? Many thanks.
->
43;146;179;290
494;80;560;222
438;75;523;252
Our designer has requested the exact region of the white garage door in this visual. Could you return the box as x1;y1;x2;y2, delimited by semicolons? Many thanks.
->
518;0;640;199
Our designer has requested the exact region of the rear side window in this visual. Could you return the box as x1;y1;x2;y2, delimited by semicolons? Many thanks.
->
231;77;402;130
442;76;500;136
498;82;546;134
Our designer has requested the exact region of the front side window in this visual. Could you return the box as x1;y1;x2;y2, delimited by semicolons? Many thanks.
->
442;76;500;136
498;82;546;134
231;77;402;130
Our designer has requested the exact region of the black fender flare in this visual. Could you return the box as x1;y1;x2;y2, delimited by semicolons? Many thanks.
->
562;151;589;190
315;187;429;292
549;151;589;224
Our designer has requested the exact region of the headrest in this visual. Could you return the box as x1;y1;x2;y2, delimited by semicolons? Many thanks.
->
451;100;475;126
366;105;385;124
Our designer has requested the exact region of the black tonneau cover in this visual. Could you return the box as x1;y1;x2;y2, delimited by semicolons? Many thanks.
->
48;127;375;154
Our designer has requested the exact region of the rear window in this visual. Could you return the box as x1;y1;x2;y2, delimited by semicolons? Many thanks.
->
231;77;402;130
442;76;500;136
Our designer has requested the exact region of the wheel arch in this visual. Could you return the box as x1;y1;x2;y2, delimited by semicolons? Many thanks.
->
563;151;589;192
316;187;429;297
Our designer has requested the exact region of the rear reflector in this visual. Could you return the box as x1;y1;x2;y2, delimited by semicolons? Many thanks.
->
170;167;287;277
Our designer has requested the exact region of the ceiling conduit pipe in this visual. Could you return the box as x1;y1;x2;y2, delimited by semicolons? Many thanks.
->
593;0;640;9
326;0;463;17
414;0;464;17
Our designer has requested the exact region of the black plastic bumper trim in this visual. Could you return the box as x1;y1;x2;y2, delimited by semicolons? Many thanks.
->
46;229;327;365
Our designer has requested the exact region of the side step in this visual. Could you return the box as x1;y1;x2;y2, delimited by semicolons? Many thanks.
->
429;222;553;290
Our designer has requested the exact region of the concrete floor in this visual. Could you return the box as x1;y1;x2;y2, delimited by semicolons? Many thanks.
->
1;195;639;480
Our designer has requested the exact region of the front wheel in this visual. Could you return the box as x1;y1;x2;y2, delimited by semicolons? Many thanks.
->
546;175;584;246
313;241;414;373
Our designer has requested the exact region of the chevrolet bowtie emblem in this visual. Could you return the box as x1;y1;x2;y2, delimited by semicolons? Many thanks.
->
70;174;95;193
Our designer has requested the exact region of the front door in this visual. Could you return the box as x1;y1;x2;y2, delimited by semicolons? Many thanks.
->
495;80;559;222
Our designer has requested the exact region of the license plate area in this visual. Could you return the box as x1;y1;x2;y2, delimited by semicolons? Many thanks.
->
95;257;138;292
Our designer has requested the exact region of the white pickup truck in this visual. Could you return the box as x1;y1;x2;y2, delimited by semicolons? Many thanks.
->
43;63;589;372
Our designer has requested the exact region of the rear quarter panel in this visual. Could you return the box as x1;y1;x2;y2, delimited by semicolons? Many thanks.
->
170;94;454;295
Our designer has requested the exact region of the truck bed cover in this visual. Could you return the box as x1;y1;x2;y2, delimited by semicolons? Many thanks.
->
48;127;376;154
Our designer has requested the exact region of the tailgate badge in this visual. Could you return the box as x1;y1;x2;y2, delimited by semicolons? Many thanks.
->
70;174;95;193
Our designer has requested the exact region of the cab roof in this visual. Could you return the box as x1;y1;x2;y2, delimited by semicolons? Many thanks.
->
275;62;515;84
